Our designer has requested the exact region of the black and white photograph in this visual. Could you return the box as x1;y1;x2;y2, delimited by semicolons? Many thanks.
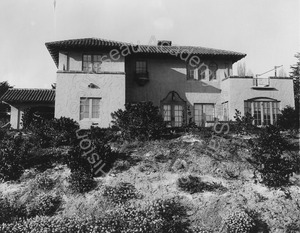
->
0;0;299;232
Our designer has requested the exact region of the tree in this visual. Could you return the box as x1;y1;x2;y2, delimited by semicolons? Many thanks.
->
0;81;13;124
278;67;287;77
237;62;246;76
290;53;300;111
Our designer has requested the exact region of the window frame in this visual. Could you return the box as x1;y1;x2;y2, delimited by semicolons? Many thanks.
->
209;62;218;80
194;103;215;127
135;60;147;74
79;97;101;120
82;54;103;73
244;99;280;125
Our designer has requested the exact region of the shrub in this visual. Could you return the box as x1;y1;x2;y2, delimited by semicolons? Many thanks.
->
0;135;32;181
0;215;119;233
150;197;190;233
34;173;55;190
233;109;256;135
26;193;61;217
111;102;166;141
277;105;299;132
177;175;226;194
250;125;295;187
65;139;117;177
222;209;255;233
103;182;139;204
67;169;96;194
0;195;16;224
114;197;190;233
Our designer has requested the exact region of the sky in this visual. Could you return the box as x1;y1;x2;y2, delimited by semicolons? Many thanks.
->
0;0;299;88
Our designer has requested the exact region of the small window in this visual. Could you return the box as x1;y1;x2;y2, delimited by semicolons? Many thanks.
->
80;98;101;120
136;61;147;74
198;66;207;80
209;62;218;80
187;65;196;80
83;55;102;73
225;63;230;77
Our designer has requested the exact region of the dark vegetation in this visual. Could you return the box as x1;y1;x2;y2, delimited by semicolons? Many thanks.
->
0;103;299;232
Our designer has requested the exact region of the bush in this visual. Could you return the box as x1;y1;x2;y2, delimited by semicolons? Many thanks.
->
111;102;166;141
0;135;32;181
250;125;295;187
65;138;117;177
222;209;255;233
232;109;256;135
26;193;61;217
0;194;25;224
103;182;139;204
277;105;299;132
34;173;55;190
67;169;96;193
114;197;190;233
177;175;226;194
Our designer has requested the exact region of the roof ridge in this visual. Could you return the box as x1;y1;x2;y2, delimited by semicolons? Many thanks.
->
8;88;54;90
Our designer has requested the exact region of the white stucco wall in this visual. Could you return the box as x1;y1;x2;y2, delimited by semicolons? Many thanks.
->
225;77;294;120
55;72;125;128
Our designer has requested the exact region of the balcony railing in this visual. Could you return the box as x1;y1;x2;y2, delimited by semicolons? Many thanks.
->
253;77;270;87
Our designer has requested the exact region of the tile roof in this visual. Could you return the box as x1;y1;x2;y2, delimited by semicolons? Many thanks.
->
0;89;55;104
45;38;246;67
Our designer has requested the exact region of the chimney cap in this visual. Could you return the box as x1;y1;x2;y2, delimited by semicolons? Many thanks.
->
157;40;172;46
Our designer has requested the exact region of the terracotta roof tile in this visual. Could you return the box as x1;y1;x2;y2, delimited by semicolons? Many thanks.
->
45;38;246;67
0;89;55;104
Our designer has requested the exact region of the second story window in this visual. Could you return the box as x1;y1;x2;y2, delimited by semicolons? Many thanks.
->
209;62;218;80
187;66;196;80
83;55;102;73
136;61;147;74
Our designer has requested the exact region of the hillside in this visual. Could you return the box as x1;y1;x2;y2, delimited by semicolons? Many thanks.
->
1;132;300;233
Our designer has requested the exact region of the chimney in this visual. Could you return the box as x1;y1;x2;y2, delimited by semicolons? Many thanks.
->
157;40;172;46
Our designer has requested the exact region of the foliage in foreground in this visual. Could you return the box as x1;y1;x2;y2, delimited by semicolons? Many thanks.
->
111;102;165;141
177;175;226;194
222;209;256;233
0;197;190;233
277;105;299;132
250;125;295;187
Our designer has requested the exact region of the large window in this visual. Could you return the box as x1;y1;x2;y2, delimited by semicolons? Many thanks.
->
244;99;280;125
194;104;214;126
80;98;101;120
161;91;186;127
83;55;102;73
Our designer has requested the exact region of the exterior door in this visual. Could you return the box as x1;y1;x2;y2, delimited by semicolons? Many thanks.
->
162;104;184;127
161;91;186;127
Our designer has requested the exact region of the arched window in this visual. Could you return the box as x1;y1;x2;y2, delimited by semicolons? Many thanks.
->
160;91;186;127
244;97;280;125
209;62;218;80
198;65;207;80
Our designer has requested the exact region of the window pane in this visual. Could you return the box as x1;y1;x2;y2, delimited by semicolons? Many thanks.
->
91;99;100;118
136;61;147;73
163;105;171;122
198;66;206;80
194;104;214;126
80;98;89;120
174;105;183;127
209;63;218;80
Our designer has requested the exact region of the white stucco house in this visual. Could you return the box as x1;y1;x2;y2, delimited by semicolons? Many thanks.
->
1;37;295;129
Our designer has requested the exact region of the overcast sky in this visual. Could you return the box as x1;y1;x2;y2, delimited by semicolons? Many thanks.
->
0;0;299;88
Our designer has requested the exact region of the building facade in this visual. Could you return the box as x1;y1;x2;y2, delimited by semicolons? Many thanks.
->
42;38;293;129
